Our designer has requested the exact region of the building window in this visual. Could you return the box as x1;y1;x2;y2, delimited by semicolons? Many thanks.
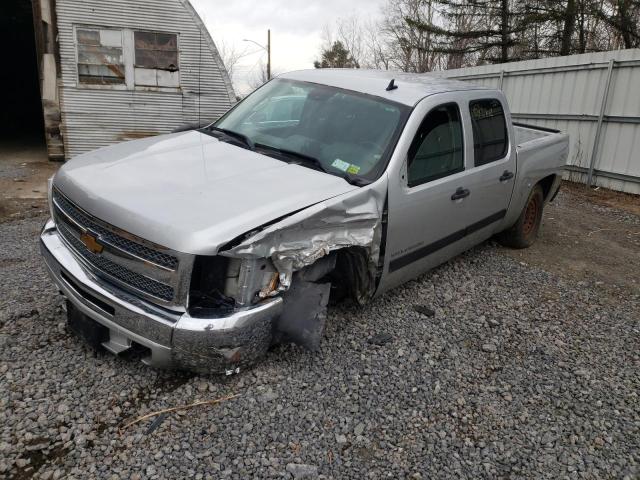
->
134;32;178;70
134;31;179;88
75;26;180;89
77;28;125;85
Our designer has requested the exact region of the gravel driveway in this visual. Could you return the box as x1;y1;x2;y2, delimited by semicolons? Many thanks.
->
1;189;638;479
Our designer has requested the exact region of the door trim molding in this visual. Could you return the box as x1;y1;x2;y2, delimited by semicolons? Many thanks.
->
388;209;507;273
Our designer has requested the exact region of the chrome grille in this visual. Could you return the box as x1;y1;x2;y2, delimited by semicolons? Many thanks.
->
52;189;178;270
57;222;175;301
50;188;190;305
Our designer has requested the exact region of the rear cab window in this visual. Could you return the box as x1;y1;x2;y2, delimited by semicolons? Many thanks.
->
469;99;508;166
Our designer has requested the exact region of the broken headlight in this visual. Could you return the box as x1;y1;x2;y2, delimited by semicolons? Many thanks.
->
224;258;280;306
188;256;280;317
188;256;235;317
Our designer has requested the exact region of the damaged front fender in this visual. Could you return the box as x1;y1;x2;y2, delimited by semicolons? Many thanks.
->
220;182;387;294
218;180;387;351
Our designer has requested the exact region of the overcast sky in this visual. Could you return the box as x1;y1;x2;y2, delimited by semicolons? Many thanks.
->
190;0;385;95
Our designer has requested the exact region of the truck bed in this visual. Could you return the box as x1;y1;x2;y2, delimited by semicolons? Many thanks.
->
505;121;570;229
513;122;562;146
513;122;569;164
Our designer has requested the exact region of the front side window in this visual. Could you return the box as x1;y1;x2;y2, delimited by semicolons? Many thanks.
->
470;99;508;166
212;79;410;182
407;103;464;187
77;28;125;85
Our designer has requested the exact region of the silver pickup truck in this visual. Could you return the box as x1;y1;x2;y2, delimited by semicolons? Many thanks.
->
40;70;569;374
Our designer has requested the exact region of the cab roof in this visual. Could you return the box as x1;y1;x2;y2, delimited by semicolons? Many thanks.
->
279;69;491;107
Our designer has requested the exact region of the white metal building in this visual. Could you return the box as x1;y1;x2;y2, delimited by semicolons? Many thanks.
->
32;0;235;160
439;49;640;194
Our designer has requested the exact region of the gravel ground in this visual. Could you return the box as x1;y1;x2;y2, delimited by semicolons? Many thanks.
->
1;190;639;479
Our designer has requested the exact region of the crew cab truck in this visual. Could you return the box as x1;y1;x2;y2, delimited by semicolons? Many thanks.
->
40;70;569;374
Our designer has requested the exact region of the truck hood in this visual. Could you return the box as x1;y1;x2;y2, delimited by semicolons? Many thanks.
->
54;131;357;254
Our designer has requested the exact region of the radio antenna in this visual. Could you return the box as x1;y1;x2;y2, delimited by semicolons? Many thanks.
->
198;28;202;126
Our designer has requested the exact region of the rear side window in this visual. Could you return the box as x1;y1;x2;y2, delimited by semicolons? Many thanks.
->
407;103;464;187
470;99;508;166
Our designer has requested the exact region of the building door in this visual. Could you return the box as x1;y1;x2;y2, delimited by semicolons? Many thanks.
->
2;0;45;142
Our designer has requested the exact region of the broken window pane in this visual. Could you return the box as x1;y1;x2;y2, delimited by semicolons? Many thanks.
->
134;31;179;72
77;45;123;65
154;33;177;50
79;67;125;85
77;29;100;45
134;31;156;49
77;28;124;85
155;50;178;70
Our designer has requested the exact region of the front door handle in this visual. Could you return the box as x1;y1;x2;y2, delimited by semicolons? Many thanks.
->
500;170;514;182
451;187;470;201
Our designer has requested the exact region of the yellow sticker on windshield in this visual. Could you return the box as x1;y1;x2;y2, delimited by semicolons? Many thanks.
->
347;165;361;174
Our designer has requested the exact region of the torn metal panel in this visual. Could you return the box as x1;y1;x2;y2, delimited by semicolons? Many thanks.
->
274;280;331;351
271;255;335;350
220;183;388;293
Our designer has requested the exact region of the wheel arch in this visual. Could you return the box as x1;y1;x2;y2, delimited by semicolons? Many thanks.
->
538;174;559;202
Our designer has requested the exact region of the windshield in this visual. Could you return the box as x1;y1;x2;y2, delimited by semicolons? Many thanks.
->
211;79;410;183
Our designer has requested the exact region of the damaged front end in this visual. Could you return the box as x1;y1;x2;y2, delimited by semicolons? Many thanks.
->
200;184;387;354
40;183;387;376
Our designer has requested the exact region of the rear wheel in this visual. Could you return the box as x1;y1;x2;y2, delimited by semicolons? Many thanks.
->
497;184;544;249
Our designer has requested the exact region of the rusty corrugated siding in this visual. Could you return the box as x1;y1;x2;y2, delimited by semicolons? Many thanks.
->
55;0;235;159
440;49;640;194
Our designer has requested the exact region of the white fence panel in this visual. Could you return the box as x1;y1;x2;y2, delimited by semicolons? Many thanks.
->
440;49;640;194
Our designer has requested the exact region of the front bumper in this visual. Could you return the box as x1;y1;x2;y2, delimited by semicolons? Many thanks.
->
40;219;282;373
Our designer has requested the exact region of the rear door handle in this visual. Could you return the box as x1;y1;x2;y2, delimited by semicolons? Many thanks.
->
500;170;514;182
451;187;470;201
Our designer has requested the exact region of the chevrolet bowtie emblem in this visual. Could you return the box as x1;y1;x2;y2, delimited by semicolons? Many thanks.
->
80;231;104;254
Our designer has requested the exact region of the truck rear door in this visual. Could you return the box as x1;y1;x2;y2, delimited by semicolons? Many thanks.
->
382;90;516;290
461;95;517;244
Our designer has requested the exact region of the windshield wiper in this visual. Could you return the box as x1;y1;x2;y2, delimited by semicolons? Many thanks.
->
254;143;370;186
203;126;255;151
255;143;325;171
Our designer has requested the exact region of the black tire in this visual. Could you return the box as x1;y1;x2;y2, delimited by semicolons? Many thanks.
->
497;184;544;249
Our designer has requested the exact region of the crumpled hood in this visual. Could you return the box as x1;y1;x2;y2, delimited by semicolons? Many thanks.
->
54;131;357;254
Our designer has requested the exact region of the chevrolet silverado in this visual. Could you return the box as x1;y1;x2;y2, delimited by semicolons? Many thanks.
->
40;69;569;373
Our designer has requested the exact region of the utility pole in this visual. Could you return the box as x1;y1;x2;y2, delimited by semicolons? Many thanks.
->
243;30;271;82
267;29;271;80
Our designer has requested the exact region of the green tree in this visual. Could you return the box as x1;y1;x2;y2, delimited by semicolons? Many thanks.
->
594;0;640;49
407;0;525;64
314;41;360;68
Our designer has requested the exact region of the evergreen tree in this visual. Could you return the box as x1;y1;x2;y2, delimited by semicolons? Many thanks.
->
407;0;525;64
314;41;360;68
593;0;640;48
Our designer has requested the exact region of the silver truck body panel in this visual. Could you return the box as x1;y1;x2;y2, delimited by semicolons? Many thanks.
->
506;126;569;228
379;89;518;293
54;130;357;255
41;218;283;372
280;69;491;107
221;180;388;292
